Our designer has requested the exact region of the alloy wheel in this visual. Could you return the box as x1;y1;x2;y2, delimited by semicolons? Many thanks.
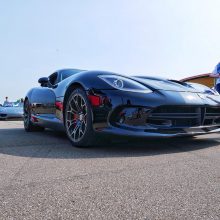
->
66;93;87;142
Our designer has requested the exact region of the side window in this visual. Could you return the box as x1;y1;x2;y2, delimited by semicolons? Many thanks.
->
49;72;58;86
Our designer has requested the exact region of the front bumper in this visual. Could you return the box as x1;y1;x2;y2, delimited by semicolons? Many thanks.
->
98;124;220;138
0;113;7;118
0;113;23;119
90;89;220;137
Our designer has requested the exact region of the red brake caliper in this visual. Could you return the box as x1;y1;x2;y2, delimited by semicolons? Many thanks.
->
73;113;78;121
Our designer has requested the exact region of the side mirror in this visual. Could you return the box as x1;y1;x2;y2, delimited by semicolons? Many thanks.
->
38;77;49;87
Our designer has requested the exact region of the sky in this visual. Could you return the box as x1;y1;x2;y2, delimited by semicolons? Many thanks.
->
0;0;220;103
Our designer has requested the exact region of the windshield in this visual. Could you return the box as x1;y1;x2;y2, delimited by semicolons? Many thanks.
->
61;69;85;81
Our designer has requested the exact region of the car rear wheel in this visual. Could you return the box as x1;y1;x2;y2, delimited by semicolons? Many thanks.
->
24;99;44;132
65;88;98;147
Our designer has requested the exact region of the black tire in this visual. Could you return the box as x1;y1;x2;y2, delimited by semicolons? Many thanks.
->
23;99;45;132
64;88;98;147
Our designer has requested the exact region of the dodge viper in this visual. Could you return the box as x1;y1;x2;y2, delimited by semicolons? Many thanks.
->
24;69;220;147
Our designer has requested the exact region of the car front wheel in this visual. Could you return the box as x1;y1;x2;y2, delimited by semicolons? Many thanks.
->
65;88;97;147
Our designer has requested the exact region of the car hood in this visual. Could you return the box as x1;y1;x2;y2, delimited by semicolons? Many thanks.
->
132;76;198;93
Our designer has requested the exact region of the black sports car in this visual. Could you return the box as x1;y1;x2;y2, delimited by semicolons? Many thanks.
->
24;69;220;147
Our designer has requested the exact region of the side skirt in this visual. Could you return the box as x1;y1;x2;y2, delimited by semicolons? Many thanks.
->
31;114;65;131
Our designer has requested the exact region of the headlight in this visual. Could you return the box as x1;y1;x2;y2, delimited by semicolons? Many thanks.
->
98;75;152;93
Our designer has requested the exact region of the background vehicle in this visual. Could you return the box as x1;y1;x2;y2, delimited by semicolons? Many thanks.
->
24;69;220;147
0;102;23;120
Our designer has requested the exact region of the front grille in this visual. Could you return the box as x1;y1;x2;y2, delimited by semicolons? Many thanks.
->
153;106;198;114
204;107;220;125
147;106;220;127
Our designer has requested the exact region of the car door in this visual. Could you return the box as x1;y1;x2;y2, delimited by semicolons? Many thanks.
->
32;72;59;117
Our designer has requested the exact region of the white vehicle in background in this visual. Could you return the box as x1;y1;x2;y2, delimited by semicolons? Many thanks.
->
0;101;23;120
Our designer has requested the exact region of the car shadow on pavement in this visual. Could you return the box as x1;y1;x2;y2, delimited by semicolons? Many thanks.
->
0;128;220;159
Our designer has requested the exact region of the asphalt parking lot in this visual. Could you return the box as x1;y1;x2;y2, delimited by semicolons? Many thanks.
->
0;121;220;220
